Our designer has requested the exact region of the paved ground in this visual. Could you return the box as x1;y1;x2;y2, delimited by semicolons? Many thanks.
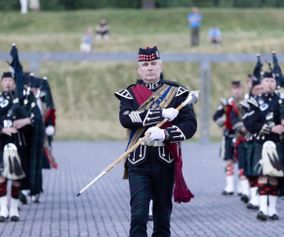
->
0;141;283;237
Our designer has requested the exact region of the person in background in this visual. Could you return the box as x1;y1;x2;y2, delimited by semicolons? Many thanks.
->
243;71;284;221
208;27;222;47
241;77;263;210
213;81;244;196
80;26;94;53
0;72;27;222
19;0;28;14
95;18;110;42
187;7;202;46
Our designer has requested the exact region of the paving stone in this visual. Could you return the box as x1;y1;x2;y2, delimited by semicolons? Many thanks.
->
0;141;283;237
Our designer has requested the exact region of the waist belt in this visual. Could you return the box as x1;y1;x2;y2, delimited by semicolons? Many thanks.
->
142;140;165;147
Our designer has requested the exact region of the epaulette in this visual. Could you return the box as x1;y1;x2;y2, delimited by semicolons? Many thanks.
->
163;80;189;97
239;100;250;110
114;89;133;100
176;86;189;97
247;97;259;108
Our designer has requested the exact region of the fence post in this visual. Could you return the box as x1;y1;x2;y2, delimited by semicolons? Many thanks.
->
199;60;211;143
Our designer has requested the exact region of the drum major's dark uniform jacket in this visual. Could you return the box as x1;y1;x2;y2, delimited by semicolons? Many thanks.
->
116;79;197;165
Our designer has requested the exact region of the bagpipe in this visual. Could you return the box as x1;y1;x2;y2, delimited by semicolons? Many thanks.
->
7;44;58;170
253;51;284;88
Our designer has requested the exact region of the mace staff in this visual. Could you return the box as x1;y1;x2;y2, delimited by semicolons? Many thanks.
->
76;90;199;197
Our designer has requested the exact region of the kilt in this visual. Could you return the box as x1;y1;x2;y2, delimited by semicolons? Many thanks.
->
245;141;284;177
244;141;261;177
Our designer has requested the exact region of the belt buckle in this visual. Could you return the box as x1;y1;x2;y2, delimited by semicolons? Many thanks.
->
142;140;155;146
142;140;164;147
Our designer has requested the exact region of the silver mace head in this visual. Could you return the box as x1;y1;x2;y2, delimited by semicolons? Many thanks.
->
181;90;200;107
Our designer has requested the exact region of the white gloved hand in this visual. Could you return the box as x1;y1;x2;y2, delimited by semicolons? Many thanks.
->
45;125;55;136
145;127;165;141
162;108;179;121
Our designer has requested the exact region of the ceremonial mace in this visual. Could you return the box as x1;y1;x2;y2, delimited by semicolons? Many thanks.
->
76;90;199;197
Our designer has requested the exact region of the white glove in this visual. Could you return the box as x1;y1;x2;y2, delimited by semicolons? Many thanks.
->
145;127;165;141
45;125;55;136
162;108;179;121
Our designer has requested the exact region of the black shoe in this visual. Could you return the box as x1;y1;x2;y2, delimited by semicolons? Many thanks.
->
222;190;234;196
19;191;28;205
31;194;40;204
269;214;279;221
148;214;153;221
247;203;259;210
257;211;268;221
10;216;19;222
0;216;7;222
241;195;249;203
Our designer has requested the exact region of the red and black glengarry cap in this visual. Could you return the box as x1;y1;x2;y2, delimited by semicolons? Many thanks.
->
138;46;160;62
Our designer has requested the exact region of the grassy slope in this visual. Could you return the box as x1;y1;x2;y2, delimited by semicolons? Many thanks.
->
0;8;283;139
1;8;284;53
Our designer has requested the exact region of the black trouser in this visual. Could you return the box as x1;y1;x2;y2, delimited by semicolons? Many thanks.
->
237;142;247;170
190;27;200;46
128;146;174;237
223;135;234;161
